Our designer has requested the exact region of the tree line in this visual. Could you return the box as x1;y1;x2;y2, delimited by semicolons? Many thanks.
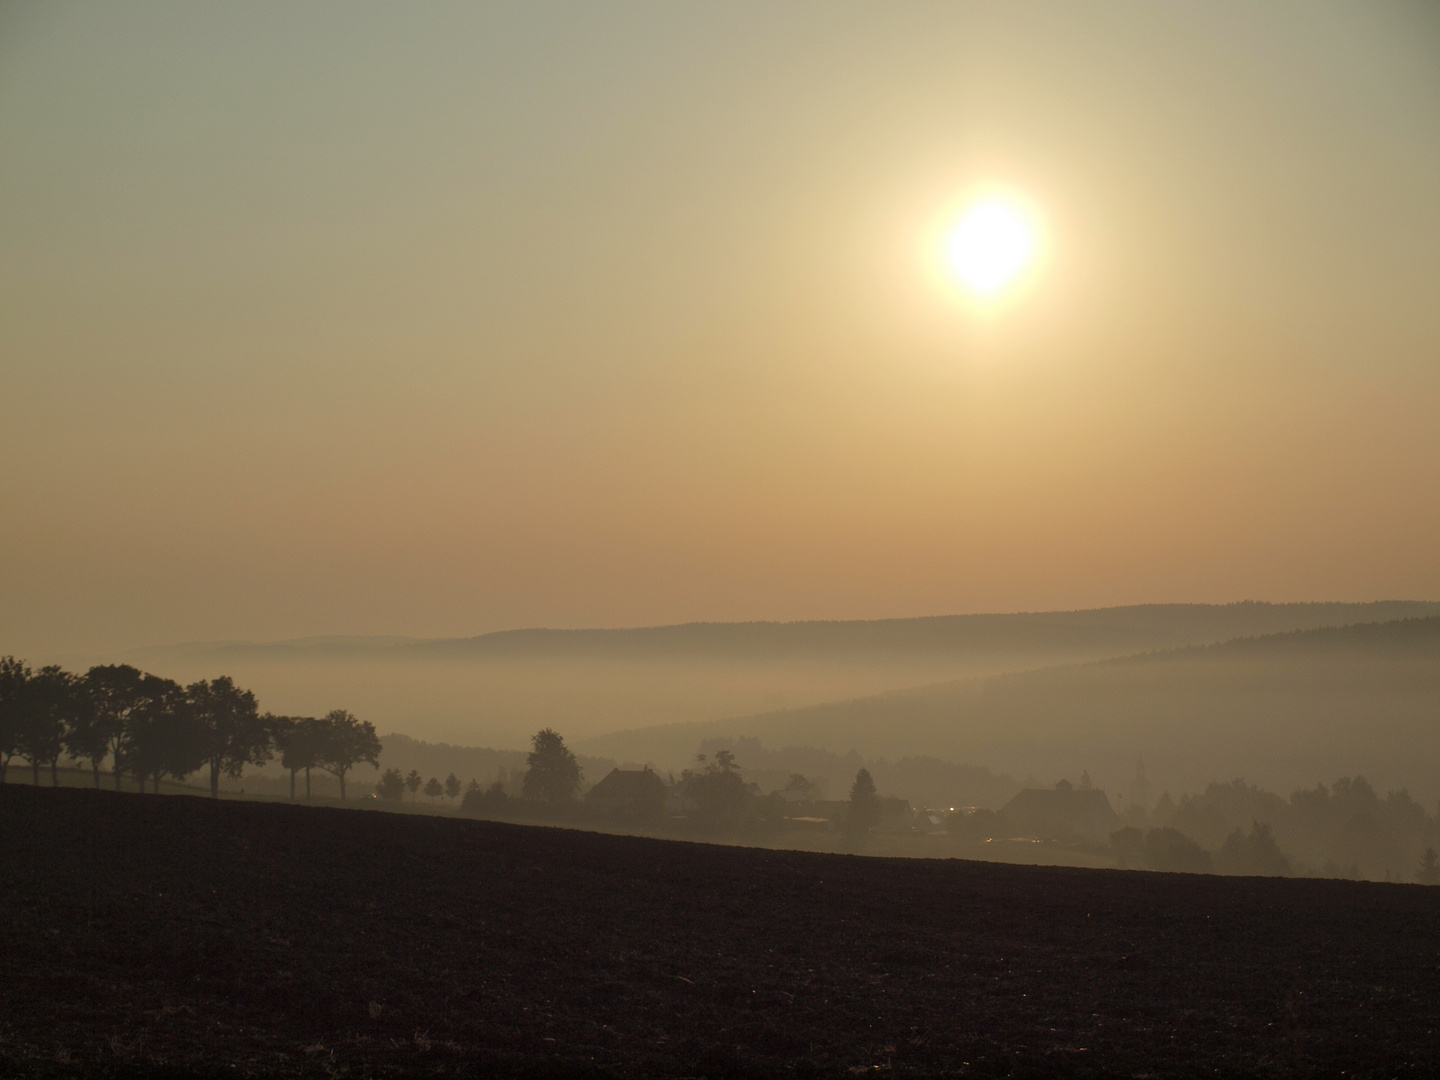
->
0;657;380;799
445;729;890;842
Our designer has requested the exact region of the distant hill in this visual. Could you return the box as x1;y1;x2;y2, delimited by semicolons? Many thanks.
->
581;616;1440;804
118;602;1440;753
131;601;1440;666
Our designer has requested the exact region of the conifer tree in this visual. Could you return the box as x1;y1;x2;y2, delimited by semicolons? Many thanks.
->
522;728;582;804
846;767;881;835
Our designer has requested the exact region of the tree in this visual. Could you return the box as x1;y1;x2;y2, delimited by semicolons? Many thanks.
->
444;773;461;803
459;778;483;812
18;664;75;786
1218;821;1291;877
59;673;100;788
424;776;443;800
784;773;815;798
376;767;406;801
1142;827;1213;874
121;675;206;794
405;769;422;800
314;709;380;801
0;656;28;782
461;780;509;816
80;664;149;789
681;750;748;830
522;728;582;805
273;716;324;800
1418;847;1440;885
845;768;881;836
188;676;271;798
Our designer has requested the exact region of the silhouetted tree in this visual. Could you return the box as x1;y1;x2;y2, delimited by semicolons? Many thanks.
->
461;779;509;815
57;673;97;787
273;715;324;800
444;772;461;803
82;665;151;789
376;767;405;801
314;709;380;801
17;664;74;786
1418;847;1440;885
1218;821;1291;877
523;728;583;805
424;776;443;800
405;769;422;800
681;750;748;830
121;675;207;794
1289;775;1423;880
846;767;881;835
188;676;270;799
1123;827;1213;874
0;656;28;782
1111;826;1144;868
784;773;815;798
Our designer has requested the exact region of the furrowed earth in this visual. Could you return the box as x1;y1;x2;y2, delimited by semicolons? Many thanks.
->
4;785;1439;1077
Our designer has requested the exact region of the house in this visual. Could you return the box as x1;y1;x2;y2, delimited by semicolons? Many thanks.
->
1000;783;1118;842
767;788;812;817
586;768;667;822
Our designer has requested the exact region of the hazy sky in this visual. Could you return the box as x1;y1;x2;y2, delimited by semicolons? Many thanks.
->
4;2;1439;657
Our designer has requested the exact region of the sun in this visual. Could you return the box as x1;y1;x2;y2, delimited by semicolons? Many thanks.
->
944;196;1039;295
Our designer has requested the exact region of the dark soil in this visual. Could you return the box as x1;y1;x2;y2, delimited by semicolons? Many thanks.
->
4;786;1440;1078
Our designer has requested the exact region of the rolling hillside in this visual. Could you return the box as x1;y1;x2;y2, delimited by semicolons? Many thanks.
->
117;602;1440;749
583;616;1440;804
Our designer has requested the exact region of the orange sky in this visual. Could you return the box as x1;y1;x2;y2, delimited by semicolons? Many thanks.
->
3;3;1439;658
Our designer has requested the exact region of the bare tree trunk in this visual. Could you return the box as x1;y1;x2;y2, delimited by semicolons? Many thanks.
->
50;760;58;787
210;760;220;799
32;761;40;785
92;760;100;788
305;767;311;800
289;769;296;801
339;769;347;801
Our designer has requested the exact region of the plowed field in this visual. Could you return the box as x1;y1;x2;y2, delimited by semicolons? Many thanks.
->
4;785;1439;1077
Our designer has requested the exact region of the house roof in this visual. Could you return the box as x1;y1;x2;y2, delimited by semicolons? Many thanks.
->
586;768;666;800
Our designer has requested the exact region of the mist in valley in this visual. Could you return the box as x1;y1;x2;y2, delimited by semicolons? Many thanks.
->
8;5;1440;1075
15;602;1440;886
122;601;1440;776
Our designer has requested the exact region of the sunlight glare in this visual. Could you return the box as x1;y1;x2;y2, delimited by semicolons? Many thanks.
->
945;197;1039;295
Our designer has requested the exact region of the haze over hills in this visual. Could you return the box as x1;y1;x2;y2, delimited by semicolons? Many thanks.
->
582;616;1440;806
119;602;1440;750
132;601;1440;664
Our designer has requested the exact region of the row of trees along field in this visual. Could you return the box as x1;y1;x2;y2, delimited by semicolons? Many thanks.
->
441;729;889;841
0;657;380;799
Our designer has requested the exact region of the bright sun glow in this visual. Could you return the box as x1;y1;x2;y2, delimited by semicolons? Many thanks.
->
945;197;1039;294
